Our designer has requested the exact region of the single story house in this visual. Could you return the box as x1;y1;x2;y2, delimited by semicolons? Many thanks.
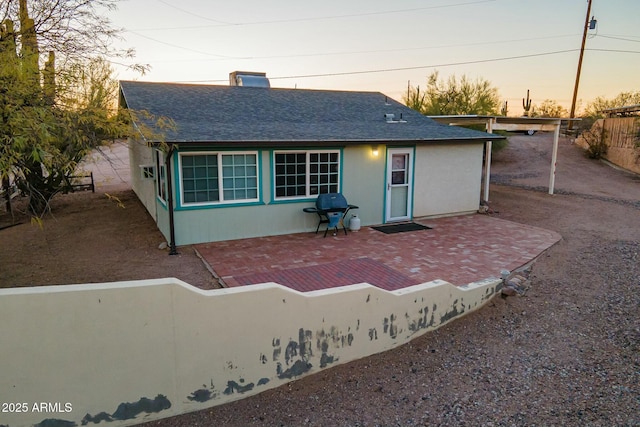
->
119;78;501;250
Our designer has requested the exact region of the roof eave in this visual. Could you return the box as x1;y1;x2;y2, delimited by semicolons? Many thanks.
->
148;136;501;148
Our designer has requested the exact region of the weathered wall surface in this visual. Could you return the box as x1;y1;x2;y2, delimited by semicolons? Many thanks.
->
576;117;640;174
0;276;500;427
128;140;157;220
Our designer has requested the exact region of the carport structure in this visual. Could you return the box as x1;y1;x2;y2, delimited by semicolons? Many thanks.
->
430;116;567;200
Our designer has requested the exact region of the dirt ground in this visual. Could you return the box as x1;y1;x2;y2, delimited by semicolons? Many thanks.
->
1;134;639;426
0;188;219;289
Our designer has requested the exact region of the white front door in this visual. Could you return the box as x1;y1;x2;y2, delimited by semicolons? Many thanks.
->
385;148;414;222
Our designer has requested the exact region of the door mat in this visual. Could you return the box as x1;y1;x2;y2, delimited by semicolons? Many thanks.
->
371;222;431;234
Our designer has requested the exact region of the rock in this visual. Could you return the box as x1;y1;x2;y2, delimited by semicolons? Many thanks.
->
158;242;168;250
501;286;519;297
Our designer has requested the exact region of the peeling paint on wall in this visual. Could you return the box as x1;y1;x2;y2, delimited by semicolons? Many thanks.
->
368;328;378;340
81;411;112;424
384;314;399;339
407;305;435;335
320;352;335;368
483;285;496;301
34;419;76;427
318;340;336;368
272;338;281;361
284;340;299;364
223;379;255;395
440;299;464;324
112;394;171;420
278;359;312;379
81;394;171;424
299;328;313;361
187;381;217;403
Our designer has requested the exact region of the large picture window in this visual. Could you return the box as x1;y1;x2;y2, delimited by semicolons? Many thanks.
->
180;152;259;205
274;150;340;199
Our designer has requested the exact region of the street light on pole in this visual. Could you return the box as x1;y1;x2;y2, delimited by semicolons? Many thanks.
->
569;0;597;130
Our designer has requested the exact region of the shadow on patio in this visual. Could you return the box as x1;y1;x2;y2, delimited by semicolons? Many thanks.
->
194;214;561;292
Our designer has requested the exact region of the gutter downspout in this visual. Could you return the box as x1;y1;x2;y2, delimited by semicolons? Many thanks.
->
165;145;178;255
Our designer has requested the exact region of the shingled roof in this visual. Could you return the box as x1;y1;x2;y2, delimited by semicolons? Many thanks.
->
119;81;499;145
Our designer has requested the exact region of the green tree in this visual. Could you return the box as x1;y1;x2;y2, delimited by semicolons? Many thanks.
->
404;71;500;116
0;0;137;216
531;99;568;118
582;91;640;119
574;91;640;134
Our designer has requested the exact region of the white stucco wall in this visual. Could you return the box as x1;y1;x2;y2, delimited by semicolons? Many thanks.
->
413;143;484;218
0;276;500;427
128;139;157;221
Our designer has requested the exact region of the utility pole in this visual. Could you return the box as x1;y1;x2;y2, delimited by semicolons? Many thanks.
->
568;0;593;130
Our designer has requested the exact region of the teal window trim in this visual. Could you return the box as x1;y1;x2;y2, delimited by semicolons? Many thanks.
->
270;148;343;203
175;200;265;211
174;149;263;209
156;196;169;210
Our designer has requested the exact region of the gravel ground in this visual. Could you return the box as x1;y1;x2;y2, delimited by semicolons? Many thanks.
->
140;136;640;426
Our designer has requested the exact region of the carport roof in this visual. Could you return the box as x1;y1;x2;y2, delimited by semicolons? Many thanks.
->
119;81;502;146
429;115;568;132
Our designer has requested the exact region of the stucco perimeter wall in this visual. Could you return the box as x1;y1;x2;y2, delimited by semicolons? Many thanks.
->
0;276;500;427
576;117;640;174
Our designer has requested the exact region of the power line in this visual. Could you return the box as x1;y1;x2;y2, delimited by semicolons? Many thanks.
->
136;33;580;64
586;48;640;54
127;30;247;59
136;0;496;31
172;49;580;84
154;0;234;25
269;50;581;80
597;34;640;43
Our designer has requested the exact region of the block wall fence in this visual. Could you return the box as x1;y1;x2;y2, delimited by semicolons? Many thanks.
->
0;277;501;427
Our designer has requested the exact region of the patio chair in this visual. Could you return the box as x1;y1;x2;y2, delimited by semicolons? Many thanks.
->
303;193;358;237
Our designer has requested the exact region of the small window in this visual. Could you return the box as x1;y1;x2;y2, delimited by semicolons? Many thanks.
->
140;165;155;180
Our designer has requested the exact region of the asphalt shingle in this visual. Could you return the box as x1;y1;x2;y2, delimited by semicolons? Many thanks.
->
119;81;498;144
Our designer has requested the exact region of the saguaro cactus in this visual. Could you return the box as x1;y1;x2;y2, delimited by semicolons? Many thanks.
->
43;51;56;105
523;90;532;117
500;100;508;116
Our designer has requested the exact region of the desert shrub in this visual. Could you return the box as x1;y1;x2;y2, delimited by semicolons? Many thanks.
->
581;122;608;159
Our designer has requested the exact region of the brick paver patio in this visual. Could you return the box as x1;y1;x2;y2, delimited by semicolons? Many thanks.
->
195;214;561;292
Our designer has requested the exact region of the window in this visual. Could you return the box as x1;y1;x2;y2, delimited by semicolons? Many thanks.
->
155;150;167;203
180;152;258;205
274;150;340;199
140;165;155;180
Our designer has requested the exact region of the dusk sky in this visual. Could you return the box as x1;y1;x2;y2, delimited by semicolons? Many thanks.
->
109;0;640;115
